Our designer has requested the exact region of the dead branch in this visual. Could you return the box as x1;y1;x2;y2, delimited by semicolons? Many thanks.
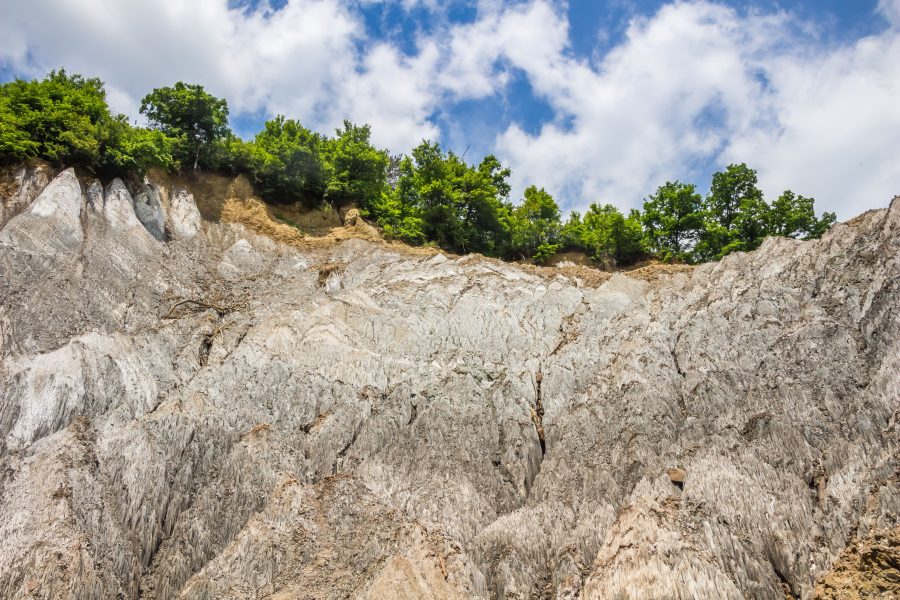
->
162;299;234;320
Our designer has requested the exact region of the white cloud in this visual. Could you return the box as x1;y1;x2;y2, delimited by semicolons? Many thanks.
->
331;41;443;150
483;1;900;219
878;0;900;26
440;1;569;100
493;2;772;210
0;0;436;152
725;29;900;217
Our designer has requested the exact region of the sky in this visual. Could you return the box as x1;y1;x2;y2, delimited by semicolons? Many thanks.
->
1;0;899;220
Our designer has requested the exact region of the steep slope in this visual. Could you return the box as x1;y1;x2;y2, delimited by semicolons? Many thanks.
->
0;168;897;599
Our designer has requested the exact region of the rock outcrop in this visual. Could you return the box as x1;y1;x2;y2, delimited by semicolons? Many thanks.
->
0;167;82;253
168;187;201;239
133;184;168;241
0;161;55;229
0;168;897;599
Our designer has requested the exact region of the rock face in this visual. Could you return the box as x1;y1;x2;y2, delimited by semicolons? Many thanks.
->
0;168;898;600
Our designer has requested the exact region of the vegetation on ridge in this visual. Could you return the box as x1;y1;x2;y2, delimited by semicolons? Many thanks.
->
0;69;836;265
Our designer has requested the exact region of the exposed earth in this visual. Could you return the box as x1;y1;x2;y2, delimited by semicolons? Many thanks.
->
0;163;897;599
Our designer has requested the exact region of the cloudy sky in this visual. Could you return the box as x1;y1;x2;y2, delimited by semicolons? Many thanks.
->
2;0;899;220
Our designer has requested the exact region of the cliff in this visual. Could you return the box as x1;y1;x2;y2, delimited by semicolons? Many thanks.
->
0;166;897;599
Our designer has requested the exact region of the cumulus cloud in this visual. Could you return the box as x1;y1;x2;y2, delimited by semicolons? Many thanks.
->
492;2;775;210
331;41;443;150
1;0;897;219
0;0;435;151
484;1;899;218
878;0;900;26
724;26;900;217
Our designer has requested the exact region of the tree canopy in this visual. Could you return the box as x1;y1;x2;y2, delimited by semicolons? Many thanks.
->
322;121;389;207
245;116;325;205
641;181;705;262
0;69;839;268
140;82;230;171
0;70;175;174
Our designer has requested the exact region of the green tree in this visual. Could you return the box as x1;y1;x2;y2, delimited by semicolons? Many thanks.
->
140;82;230;170
706;163;762;231
96;114;176;173
509;185;562;260
454;155;512;255
0;70;110;167
560;211;585;250
581;204;645;266
408;141;465;250
370;141;514;255
478;154;512;201
0;70;174;173
768;190;836;239
322;121;389;209
247;116;325;206
641;181;704;262
698;163;769;259
369;155;426;244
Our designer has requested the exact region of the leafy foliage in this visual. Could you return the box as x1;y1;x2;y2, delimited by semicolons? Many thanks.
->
370;141;513;255
0;69;839;268
369;155;427;244
321;121;389;209
140;82;230;170
582;204;645;266
508;186;560;258
768;190;837;240
244;116;325;206
0;70;175;173
641;181;705;262
696;163;767;259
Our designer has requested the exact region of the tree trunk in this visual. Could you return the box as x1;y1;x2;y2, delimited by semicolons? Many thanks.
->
194;144;201;171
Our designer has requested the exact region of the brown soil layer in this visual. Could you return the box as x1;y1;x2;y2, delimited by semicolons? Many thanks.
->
815;527;900;599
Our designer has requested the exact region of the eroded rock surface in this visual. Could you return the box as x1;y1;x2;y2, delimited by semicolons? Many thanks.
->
0;169;898;599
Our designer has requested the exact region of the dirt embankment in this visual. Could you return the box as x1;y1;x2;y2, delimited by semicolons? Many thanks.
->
6;163;691;285
814;526;900;599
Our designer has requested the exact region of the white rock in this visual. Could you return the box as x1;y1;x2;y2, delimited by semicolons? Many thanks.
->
103;178;142;229
0;193;897;599
0;168;83;253
169;186;201;238
133;184;167;240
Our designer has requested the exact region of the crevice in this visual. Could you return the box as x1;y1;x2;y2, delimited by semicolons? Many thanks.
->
332;422;361;475
407;400;418;426
198;333;213;367
772;563;797;600
531;370;546;456
550;302;585;356
162;298;240;320
670;332;685;378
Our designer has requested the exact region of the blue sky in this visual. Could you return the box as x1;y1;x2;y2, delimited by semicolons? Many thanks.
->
2;0;899;219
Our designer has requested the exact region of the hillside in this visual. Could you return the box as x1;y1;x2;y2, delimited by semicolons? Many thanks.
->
0;165;897;599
